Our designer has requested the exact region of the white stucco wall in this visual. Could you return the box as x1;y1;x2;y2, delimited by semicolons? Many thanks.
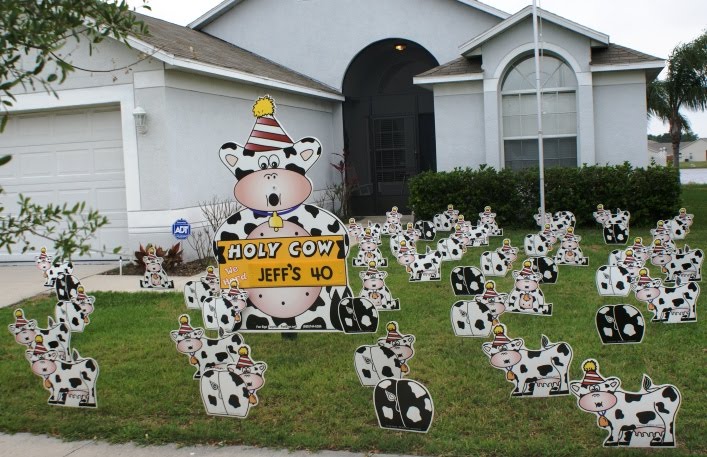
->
432;81;486;170
201;0;503;90
592;71;649;167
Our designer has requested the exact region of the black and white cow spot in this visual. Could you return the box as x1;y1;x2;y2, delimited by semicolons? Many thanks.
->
596;305;645;344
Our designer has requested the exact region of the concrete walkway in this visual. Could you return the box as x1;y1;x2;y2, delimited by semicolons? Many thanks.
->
0;262;201;309
0;433;414;457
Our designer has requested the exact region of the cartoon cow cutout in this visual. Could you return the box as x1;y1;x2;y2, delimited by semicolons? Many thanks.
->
214;96;376;332
570;359;681;447
595;305;645;344
390;223;420;257
456;215;489;247
480;239;517;277
478;206;503;236
8;310;71;361
667;207;693;240
433;204;459;232
524;230;555;258
170;315;244;379
199;345;266;418
650;242;703;283
451;281;507;337
450;266;485;296
34;247;53;276
44;261;82;303
140;247;174;289
650;220;678;253
353;228;388;267
354;322;414;387
525;256;559;284
337;297;379;333
373;378;434;433
505;261;552;316
184;266;221;310
347;218;364;244
396;241;442;282
382;207;403;236
554;227;589;266
202;279;250;333
609;237;650;266
595;264;634;297
632;269;700;323
481;325;572;397
365;221;383;245
359;261;399;311
25;337;99;408
55;285;95;332
414;220;436;241
594;206;630;244
436;235;466;262
534;209;575;236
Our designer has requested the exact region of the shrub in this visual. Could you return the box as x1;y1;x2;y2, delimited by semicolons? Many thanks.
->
134;242;183;270
408;163;680;228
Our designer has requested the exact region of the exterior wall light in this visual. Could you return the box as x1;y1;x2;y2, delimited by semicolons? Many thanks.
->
394;44;406;51
133;106;147;134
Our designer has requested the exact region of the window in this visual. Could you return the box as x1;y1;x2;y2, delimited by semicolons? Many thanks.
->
501;55;578;170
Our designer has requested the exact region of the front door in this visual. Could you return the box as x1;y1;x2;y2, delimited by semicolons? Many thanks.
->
371;116;416;212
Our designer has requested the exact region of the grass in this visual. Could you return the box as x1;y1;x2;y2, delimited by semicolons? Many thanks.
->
1;186;706;456
684;161;707;169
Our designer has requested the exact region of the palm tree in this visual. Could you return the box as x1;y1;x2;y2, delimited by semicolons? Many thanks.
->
647;32;707;169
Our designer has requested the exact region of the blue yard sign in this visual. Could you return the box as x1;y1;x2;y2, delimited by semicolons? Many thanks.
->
172;218;191;240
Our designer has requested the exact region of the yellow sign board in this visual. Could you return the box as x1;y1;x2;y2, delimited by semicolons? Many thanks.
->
217;235;347;288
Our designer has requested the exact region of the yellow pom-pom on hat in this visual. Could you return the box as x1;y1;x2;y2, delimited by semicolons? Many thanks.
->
583;360;597;372
33;334;48;355
14;309;28;328
178;315;194;334
385;322;402;342
581;360;605;386
493;325;505;335
252;95;275;118
491;324;510;347
387;322;397;332
482;281;499;299
238;346;249;356
236;346;254;368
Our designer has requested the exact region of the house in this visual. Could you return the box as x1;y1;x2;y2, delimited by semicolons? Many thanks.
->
0;0;665;261
679;138;707;162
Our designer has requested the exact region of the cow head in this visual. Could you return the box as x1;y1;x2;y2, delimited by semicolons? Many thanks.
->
512;261;541;291
25;336;59;376
631;268;662;304
360;265;388;291
570;360;621;416
386;207;402;224
228;346;267;393
481;325;524;368
8;309;38;345
170;315;204;353
35;247;52;273
475;281;507;318
649;241;673;268
219;96;321;212
377;322;415;362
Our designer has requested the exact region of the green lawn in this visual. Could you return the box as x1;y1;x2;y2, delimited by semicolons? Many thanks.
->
1;186;706;457
683;161;707;168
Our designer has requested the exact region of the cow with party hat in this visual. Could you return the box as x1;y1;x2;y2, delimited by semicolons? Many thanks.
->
184;266;222;310
354;321;415;387
570;359;681;447
202;279;250;333
505;260;553;315
55;285;95;333
199;344;267;418
451;280;508;337
478;205;503;236
554;227;589;266
481;324;572;397
8;309;71;361
353;228;388;268
34;247;52;276
139;246;174;289
359;261;399;311
631;268;700;323
214;95;377;332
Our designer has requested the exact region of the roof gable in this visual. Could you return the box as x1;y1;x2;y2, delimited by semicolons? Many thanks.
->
189;0;509;30
459;6;609;56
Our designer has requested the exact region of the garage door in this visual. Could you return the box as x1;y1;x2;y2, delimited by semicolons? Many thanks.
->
0;106;128;261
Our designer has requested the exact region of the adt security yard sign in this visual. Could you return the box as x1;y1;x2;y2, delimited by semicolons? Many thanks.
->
172;219;191;240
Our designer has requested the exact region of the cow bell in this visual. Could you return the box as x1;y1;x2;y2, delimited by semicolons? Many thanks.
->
598;415;609;427
506;371;515;381
269;211;283;232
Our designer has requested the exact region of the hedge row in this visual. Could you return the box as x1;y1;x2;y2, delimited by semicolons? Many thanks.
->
408;163;681;228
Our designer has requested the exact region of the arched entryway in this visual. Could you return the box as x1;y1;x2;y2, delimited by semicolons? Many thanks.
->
343;39;438;215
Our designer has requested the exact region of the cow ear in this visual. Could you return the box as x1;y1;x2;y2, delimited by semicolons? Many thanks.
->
570;382;581;394
359;271;366;280
219;142;245;176
258;362;268;372
227;364;236;373
381;271;388;279
27;320;37;330
25;350;34;362
47;316;55;327
512;270;519;279
607;378;621;391
169;330;180;342
293;137;322;170
481;343;493;355
8;324;17;333
194;329;204;339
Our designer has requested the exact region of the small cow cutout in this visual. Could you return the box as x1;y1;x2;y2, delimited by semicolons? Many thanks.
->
353;229;388;267
525;257;559;284
8;310;71;361
570;359;681;447
451;281;507;337
594;206;630;244
632;269;700;323
414;220;436;241
450;266;485;296
170;315;244;379
595;304;645;345
25;341;99;408
650;243;703;283
595;265;634;297
432;204;459;232
202;280;250;333
534;209;576;236
354;321;415;386
374;378;434;433
480;239;518;277
482;325;572;397
359;261;400;311
382;207;403;236
396;243;443;282
34;247;53;276
184;267;221;310
140;248;174;289
199;344;266;418
554;227;589;266
505;261;553;316
436;236;466;262
337;297;379;333
478;206;503;236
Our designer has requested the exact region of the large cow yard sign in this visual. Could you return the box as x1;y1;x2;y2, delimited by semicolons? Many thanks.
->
215;96;378;332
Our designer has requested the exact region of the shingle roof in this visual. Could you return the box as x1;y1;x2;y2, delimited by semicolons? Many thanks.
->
133;13;340;96
416;56;483;78
591;43;663;66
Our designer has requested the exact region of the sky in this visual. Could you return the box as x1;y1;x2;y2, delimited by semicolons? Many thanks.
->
127;0;707;137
